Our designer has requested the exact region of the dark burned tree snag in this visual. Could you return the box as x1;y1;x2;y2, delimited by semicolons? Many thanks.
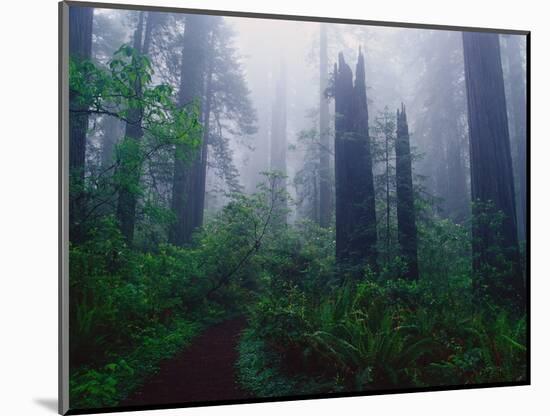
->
169;15;211;246
351;50;378;272
334;55;353;267
319;24;332;228
395;104;419;280
334;51;377;276
69;6;94;243
462;32;523;310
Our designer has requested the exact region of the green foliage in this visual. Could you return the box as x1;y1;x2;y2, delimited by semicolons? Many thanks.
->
237;328;329;397
470;200;525;311
69;45;202;242
417;217;471;293
68;215;225;409
70;44;202;148
255;219;336;296
426;312;527;385
187;172;290;304
244;279;526;393
247;281;430;390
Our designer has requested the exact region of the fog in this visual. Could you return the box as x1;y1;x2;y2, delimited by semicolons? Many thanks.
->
211;17;464;222
85;7;526;228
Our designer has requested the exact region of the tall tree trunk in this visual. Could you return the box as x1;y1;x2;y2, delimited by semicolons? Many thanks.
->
116;12;146;244
462;32;523;310
194;25;217;229
319;24;332;227
68;6;93;243
395;104;419;280
334;51;377;276
503;35;527;242
270;62;288;223
169;15;210;246
142;12;157;55
334;56;353;267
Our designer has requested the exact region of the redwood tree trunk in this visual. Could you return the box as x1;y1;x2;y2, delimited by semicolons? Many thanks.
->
68;6;93;242
142;12;157;56
194;25;217;229
170;15;210;246
462;31;523;309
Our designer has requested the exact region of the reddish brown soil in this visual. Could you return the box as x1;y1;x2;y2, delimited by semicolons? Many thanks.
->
121;317;250;406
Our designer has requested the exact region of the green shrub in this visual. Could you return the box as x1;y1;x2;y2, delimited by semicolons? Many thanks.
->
237;328;329;397
244;270;526;394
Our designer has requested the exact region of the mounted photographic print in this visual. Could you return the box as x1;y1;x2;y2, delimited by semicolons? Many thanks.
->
59;1;530;414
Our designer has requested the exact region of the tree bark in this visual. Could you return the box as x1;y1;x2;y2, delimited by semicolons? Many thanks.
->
68;6;93;242
169;15;210;246
462;32;523;309
194;25;217;229
142;12;157;56
396;104;419;280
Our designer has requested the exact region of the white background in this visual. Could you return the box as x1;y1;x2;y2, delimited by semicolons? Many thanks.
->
0;0;547;415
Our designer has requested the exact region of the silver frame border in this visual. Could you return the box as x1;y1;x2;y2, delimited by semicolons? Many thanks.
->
59;2;70;414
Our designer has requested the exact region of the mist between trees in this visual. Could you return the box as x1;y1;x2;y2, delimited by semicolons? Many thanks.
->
67;6;527;410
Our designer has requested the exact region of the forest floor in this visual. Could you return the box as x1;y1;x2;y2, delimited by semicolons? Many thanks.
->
121;317;250;406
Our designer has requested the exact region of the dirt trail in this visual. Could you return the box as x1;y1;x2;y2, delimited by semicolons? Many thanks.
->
122;317;250;406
